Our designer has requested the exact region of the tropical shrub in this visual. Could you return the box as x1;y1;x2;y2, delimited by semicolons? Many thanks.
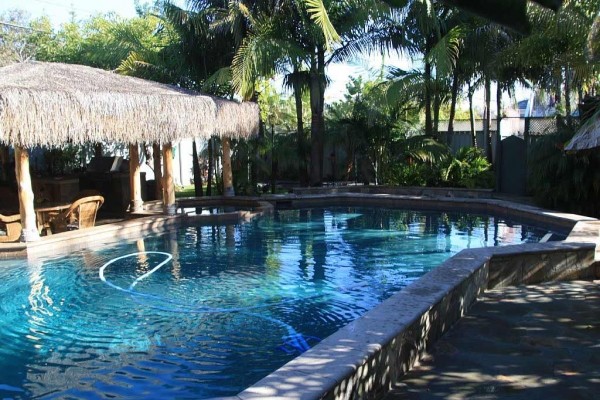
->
442;147;494;188
385;162;447;187
528;127;600;218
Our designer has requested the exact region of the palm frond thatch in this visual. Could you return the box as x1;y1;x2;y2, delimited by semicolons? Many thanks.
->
565;111;600;151
214;99;260;138
0;61;258;147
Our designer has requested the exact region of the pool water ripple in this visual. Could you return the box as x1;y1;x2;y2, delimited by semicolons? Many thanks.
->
0;207;566;398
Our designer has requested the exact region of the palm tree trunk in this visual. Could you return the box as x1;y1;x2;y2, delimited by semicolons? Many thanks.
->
468;83;477;147
317;45;326;183
433;78;441;140
271;124;276;194
250;91;261;194
292;71;308;186
495;83;503;191
309;48;325;186
565;65;572;126
484;76;492;162
207;137;214;196
555;76;562;127
447;68;459;147
496;83;503;152
424;59;433;137
192;139;203;197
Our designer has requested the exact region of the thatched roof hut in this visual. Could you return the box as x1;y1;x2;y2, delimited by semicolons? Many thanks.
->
564;116;600;151
0;61;259;242
0;61;259;147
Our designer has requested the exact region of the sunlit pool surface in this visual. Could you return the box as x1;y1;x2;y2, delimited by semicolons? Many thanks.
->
0;207;566;399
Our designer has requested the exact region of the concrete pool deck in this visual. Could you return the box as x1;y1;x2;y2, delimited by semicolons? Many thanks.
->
383;279;600;400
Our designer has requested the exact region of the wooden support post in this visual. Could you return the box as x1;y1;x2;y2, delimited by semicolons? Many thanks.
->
222;136;234;196
152;143;163;201
129;143;143;212
14;146;39;242
162;142;176;215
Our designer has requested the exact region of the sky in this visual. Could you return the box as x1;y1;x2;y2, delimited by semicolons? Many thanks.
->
1;0;140;25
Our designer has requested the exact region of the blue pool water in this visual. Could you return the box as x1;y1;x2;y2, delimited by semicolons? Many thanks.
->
0;207;566;399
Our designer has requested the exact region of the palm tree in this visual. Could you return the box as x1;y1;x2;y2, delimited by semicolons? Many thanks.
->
283;68;311;185
500;1;599;121
375;1;471;141
231;0;384;186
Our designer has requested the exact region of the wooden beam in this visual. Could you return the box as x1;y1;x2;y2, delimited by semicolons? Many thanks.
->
152;143;163;201
162;142;176;214
222;137;234;196
129;143;143;212
14;146;39;241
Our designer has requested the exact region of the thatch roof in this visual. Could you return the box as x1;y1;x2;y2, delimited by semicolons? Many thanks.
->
0;61;259;147
565;116;600;151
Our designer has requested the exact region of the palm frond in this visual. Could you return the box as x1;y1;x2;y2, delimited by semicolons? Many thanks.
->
426;25;465;77
402;135;450;163
302;0;341;50
384;68;425;107
202;67;233;91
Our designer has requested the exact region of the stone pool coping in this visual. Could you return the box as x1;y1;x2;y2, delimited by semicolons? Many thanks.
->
1;192;598;399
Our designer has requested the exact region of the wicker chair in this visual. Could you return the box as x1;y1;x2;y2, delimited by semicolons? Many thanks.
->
0;213;22;242
50;195;104;233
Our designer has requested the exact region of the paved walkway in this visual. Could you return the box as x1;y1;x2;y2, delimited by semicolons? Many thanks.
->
383;280;600;400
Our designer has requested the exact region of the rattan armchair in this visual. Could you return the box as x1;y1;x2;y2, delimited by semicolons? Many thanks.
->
50;195;104;233
0;213;22;242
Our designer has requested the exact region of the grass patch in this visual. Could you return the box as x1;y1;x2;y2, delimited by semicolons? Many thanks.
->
176;184;216;198
175;185;196;198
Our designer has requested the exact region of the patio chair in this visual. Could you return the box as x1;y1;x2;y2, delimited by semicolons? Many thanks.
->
0;213;22;242
50;195;104;233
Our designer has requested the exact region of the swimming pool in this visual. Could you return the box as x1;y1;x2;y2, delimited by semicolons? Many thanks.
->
0;207;566;398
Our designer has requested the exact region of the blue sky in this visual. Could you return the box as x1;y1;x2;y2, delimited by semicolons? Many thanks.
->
0;0;141;26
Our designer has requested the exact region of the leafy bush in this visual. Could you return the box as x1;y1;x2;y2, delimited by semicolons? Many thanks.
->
528;127;600;218
442;147;495;188
383;144;494;189
384;163;441;186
